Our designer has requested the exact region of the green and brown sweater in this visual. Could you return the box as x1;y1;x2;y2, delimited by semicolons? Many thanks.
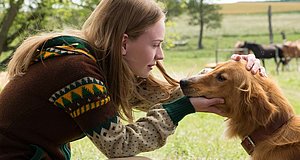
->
0;36;195;159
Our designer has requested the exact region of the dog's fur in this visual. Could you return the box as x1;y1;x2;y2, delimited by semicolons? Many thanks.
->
180;60;300;160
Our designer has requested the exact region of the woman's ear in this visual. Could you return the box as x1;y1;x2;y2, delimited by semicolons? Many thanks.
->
122;34;128;56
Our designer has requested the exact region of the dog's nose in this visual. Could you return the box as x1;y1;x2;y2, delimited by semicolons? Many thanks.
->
180;80;189;88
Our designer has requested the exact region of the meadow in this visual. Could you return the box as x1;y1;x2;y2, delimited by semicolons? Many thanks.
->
219;2;300;14
70;2;300;160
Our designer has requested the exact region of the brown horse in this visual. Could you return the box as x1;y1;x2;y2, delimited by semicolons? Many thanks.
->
282;41;300;58
281;41;300;71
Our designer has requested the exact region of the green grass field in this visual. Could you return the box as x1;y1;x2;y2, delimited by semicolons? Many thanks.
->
70;2;300;160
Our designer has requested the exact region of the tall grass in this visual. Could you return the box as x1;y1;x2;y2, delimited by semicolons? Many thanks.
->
70;5;300;160
172;13;300;39
220;2;300;14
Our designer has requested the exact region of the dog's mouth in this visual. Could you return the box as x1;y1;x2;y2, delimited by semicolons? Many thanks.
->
181;86;229;116
180;79;210;98
181;87;206;98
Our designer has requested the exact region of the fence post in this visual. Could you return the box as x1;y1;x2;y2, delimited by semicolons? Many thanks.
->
268;5;274;44
215;38;219;64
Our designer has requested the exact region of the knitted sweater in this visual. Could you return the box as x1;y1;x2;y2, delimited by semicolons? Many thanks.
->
0;36;195;159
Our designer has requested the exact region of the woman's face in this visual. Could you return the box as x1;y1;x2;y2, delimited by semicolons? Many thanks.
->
123;18;165;78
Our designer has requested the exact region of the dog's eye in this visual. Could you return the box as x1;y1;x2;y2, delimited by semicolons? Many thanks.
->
216;74;226;82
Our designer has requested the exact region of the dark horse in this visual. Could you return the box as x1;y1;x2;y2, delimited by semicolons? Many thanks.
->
234;41;287;73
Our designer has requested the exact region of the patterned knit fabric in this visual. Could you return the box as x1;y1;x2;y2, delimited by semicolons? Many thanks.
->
48;76;110;118
32;42;96;64
0;36;195;160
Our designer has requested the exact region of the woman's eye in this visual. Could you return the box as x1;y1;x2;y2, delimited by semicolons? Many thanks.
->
153;42;163;48
153;44;160;47
216;74;226;82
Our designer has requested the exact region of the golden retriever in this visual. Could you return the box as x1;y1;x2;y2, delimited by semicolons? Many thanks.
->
180;60;300;160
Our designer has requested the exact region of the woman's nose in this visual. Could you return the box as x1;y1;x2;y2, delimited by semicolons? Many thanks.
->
155;48;164;60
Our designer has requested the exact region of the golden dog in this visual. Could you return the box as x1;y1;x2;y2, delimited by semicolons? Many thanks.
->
180;60;300;160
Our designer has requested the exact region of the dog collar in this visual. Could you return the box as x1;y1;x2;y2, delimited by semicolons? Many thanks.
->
241;113;294;155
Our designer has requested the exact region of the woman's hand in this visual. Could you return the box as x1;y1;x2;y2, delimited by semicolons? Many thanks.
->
231;54;267;77
189;97;225;117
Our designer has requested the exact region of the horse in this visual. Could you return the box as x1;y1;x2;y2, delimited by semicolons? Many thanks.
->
234;41;288;73
281;41;300;71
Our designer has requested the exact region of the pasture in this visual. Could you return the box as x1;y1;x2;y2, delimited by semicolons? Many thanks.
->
72;2;300;160
220;2;300;14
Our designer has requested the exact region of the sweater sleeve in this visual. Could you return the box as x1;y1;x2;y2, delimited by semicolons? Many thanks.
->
88;97;194;158
129;79;184;112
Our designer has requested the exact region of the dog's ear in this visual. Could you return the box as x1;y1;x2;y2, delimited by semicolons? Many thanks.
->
239;78;278;126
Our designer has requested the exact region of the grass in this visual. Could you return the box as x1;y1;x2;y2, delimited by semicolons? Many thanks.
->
71;3;300;160
219;2;300;14
172;13;300;39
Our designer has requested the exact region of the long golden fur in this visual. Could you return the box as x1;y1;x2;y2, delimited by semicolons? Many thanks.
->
180;60;300;160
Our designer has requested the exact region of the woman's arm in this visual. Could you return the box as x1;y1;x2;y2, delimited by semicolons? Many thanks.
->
87;96;194;158
129;79;183;112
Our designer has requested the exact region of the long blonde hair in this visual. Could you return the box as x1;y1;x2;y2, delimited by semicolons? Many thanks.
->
7;0;178;121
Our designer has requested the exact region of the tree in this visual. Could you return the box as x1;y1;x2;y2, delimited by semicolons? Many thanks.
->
0;0;59;65
157;0;185;18
155;0;187;48
0;0;24;57
0;0;99;66
185;0;222;49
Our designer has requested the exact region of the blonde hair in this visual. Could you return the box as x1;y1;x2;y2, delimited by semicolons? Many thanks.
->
7;0;178;121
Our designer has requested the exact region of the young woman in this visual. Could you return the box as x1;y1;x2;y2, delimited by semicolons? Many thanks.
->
0;0;265;159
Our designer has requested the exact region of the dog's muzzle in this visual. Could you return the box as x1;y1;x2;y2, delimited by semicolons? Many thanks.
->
180;79;195;96
179;79;189;88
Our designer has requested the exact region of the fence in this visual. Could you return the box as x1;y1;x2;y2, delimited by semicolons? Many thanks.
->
215;48;248;64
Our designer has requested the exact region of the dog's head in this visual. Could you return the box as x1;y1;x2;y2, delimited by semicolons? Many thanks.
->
180;60;278;135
